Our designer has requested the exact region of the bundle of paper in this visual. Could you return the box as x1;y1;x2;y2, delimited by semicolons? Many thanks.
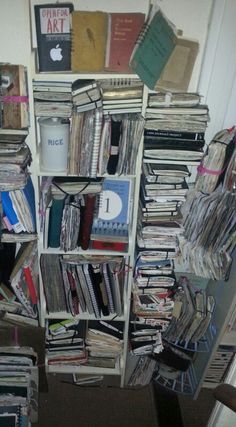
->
195;127;236;193
179;188;236;280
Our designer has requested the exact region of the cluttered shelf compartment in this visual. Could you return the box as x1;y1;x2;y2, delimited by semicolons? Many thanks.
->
44;318;124;375
38;175;135;254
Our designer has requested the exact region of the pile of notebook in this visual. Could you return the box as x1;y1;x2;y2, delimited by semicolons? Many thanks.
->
0;344;38;424
85;321;123;369
144;92;209;164
40;255;125;318
33;80;72;117
72;79;102;112
99;78;143;115
130;258;177;356
46;319;87;367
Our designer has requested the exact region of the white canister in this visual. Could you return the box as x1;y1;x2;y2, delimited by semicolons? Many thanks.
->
39;117;70;172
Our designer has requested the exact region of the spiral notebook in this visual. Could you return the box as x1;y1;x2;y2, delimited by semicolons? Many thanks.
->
129;6;177;89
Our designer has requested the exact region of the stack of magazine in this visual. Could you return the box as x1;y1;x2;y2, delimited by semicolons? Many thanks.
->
40;255;125;318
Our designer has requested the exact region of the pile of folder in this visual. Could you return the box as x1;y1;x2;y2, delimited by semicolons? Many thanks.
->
40;254;125;318
46;319;87;367
85;320;123;369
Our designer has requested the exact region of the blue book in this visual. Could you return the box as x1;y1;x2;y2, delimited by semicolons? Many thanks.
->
98;178;131;225
1;191;21;232
1;176;36;233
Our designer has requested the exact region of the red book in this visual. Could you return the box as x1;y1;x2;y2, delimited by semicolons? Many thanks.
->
105;12;145;73
91;240;128;252
23;266;38;305
79;194;97;250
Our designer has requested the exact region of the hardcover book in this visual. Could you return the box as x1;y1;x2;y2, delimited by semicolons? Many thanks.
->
71;11;108;72
105;12;145;73
34;3;74;72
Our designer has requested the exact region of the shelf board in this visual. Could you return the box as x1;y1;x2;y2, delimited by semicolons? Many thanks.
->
39;247;131;257
33;72;140;82
44;312;125;322
46;361;121;376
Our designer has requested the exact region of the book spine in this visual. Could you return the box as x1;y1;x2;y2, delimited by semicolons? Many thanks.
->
144;129;205;141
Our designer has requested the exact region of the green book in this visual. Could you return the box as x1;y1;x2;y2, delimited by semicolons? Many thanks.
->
48;196;65;248
129;7;177;89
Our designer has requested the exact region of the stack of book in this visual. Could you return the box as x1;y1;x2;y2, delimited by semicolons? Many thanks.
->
85;320;123;369
40;255;125;318
33;80;72;117
46;319;87;367
144;92;209;165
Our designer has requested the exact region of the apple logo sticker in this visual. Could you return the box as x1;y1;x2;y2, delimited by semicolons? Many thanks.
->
50;44;63;61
